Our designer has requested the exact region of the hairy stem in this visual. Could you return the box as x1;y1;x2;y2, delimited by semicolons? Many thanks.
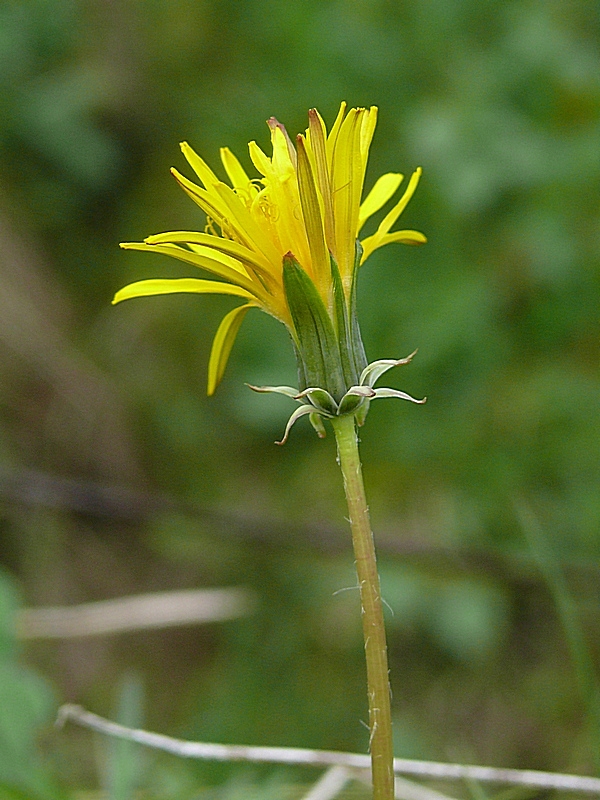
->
331;414;394;800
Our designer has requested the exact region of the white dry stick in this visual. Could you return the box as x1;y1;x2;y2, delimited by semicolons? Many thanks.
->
18;588;254;639
356;771;458;800
301;766;351;800
58;705;600;795
393;776;458;800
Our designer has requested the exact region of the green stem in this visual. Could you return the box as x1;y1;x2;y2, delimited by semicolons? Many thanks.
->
331;414;394;800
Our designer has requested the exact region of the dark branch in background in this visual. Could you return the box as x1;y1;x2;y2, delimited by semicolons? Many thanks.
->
0;466;343;550
0;468;594;582
0;466;433;554
0;467;175;522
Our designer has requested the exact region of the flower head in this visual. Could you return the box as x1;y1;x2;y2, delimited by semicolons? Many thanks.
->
116;104;425;391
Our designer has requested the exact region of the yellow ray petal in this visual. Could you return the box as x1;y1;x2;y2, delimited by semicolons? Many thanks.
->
207;303;255;395
307;108;335;252
296;134;329;291
326;101;347;173
360;229;427;262
375;229;427;246
119;242;262;297
170;168;231;224
212;182;282;265
172;168;260;248
248;140;272;177
331;107;361;282
351;109;372;227
170;171;283;268
268;117;298;168
270;125;296;178
250;134;311;270
187;243;251;277
359;106;378;163
180;141;220;188
373;167;422;240
358;173;403;231
145;231;276;285
220;147;259;199
112;278;255;305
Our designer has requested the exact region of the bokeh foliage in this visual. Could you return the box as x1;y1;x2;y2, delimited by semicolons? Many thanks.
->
0;0;599;796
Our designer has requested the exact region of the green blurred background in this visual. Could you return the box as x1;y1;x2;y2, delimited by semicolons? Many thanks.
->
0;0;599;797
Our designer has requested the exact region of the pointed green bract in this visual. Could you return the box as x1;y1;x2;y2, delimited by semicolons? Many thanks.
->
359;351;417;388
338;385;375;416
296;387;338;416
250;350;424;445
309;412;327;438
291;340;308;396
282;254;346;401
349;241;368;378
275;404;315;445
355;398;370;427
278;242;373;411
281;249;368;405
372;387;426;403
330;254;358;388
246;384;300;399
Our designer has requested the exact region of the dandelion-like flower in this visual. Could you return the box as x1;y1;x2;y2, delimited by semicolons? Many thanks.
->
116;104;427;800
116;103;426;440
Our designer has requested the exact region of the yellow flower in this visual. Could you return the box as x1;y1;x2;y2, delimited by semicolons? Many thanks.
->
115;103;425;396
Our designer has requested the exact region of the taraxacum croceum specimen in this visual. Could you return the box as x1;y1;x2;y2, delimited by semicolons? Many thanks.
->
115;103;426;800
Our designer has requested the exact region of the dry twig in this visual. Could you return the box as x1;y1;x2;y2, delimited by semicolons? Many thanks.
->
301;766;351;800
58;705;600;795
18;588;254;639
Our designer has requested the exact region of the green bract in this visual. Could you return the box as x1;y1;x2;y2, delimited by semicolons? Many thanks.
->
282;248;367;402
248;346;425;445
244;245;425;443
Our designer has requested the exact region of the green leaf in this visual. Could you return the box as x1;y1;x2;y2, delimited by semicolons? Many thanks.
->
0;661;59;799
101;672;145;800
0;784;49;800
0;570;19;662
